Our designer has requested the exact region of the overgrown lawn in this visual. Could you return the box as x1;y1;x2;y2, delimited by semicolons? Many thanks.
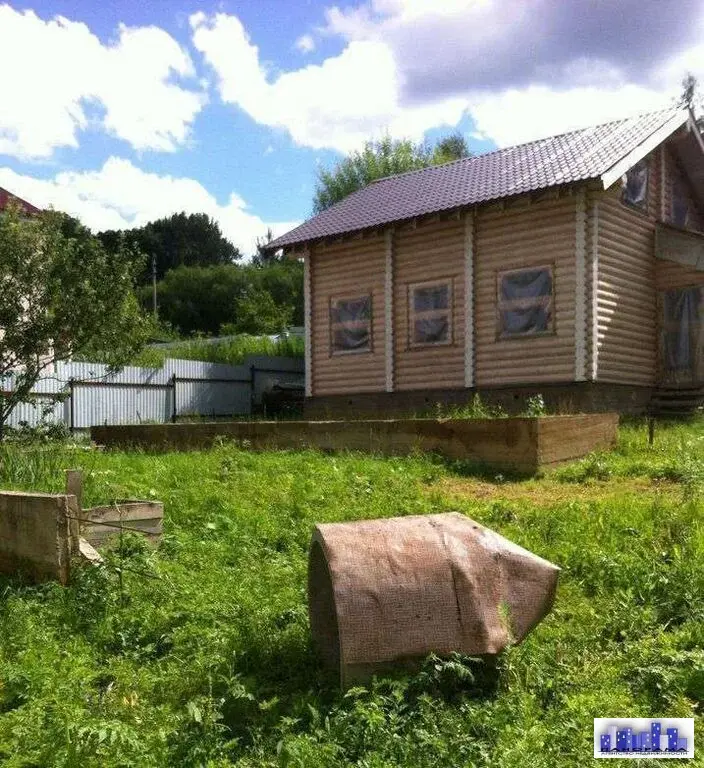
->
0;419;702;766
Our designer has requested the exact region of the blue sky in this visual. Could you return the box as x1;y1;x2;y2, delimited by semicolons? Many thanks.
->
0;0;702;256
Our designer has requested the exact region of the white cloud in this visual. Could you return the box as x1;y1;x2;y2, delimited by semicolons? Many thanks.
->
191;2;704;155
0;5;205;159
295;33;315;54
0;159;297;257
191;12;465;153
468;85;670;148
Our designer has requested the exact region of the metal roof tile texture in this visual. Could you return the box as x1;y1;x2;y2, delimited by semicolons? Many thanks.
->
271;107;682;249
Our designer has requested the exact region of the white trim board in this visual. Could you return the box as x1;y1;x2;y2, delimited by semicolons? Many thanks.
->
600;111;688;191
590;201;600;381
303;250;312;398
574;189;587;382
464;211;475;388
384;229;394;392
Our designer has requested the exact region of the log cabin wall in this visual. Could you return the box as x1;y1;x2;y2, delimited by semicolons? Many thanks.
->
474;195;578;386
594;145;665;387
308;138;704;399
595;139;704;387
595;183;658;386
310;236;387;396
393;217;465;391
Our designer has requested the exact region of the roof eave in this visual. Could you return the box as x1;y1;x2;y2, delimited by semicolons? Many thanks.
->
599;110;689;191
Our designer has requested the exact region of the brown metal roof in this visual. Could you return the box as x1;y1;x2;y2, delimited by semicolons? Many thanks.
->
0;187;40;215
270;107;685;249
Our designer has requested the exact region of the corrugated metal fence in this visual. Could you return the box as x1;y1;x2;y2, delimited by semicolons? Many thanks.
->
4;356;304;431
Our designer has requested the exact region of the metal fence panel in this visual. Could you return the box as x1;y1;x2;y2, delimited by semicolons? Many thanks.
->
176;379;251;418
4;354;304;430
6;395;65;428
72;382;174;429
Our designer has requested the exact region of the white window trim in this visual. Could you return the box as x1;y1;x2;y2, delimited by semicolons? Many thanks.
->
408;278;454;348
329;293;373;356
496;264;555;340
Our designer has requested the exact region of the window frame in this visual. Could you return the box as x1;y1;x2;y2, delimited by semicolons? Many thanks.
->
496;264;556;341
621;158;650;212
671;178;691;230
329;293;373;356
407;278;454;349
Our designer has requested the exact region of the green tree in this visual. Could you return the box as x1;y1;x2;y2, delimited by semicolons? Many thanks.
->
250;260;304;327
253;228;281;267
0;206;148;437
225;286;292;335
142;261;303;337
139;265;248;336
431;133;471;164
99;212;241;284
678;72;704;131
313;132;471;212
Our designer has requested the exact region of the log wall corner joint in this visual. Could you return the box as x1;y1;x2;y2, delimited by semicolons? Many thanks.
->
464;210;475;388
384;229;394;393
574;188;588;382
590;200;600;382
303;248;313;397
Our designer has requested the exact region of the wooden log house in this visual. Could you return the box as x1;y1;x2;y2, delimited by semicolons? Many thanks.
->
267;108;704;416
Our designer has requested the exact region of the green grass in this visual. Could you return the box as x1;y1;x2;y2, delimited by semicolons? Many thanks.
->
132;334;304;369
0;419;703;766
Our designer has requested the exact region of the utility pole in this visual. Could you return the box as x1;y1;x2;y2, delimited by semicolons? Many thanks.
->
152;252;158;321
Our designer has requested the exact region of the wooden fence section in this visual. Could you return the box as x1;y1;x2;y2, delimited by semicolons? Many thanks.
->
92;413;618;474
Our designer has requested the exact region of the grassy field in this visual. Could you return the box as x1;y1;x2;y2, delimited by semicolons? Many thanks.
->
132;334;304;369
0;419;703;766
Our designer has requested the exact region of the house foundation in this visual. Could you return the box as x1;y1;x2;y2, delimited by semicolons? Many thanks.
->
304;383;653;419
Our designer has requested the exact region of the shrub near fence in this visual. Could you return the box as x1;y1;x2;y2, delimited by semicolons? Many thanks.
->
4;356;304;431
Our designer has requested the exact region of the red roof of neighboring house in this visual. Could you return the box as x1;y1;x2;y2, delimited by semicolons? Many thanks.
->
0;187;41;215
269;107;697;250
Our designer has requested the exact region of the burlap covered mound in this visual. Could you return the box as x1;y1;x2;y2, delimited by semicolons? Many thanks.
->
308;512;559;686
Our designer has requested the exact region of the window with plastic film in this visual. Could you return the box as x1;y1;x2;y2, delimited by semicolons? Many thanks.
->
672;179;690;228
409;280;452;346
621;159;649;210
330;295;372;354
497;266;554;338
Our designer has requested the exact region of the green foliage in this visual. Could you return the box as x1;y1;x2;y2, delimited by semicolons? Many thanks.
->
313;133;470;213
0;420;703;765
431;133;471;165
132;334;304;368
99;212;241;284
524;394;547;417
138;261;303;337
0;205;148;435
431;394;507;420
678;72;704;132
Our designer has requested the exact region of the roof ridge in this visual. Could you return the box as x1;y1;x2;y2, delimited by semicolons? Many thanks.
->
368;104;681;186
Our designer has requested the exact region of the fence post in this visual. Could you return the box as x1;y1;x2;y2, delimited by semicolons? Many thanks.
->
68;378;75;433
171;374;177;423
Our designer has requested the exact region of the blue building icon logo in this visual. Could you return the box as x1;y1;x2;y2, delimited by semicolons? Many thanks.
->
594;718;694;759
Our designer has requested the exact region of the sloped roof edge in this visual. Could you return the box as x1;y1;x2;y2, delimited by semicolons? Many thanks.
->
268;107;691;251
